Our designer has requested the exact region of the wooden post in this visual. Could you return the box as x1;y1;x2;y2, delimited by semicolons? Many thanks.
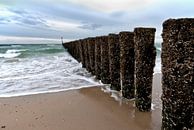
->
119;31;135;99
100;36;110;84
134;27;156;111
83;39;90;70
79;40;86;68
95;37;102;80
161;18;194;129
75;40;81;62
108;34;121;91
87;38;96;74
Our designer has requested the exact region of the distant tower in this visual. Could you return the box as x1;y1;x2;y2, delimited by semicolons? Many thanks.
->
61;37;63;44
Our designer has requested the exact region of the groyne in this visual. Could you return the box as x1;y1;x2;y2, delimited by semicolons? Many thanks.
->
63;28;156;111
62;18;193;129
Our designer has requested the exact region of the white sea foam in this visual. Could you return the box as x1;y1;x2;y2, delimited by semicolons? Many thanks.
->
0;50;100;97
0;49;27;58
6;49;27;53
0;52;21;58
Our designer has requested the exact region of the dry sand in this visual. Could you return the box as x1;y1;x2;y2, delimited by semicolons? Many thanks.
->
0;74;162;130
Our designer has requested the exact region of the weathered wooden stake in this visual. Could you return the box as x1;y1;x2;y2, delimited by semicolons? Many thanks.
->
75;41;81;62
108;34;121;91
119;31;135;99
134;27;156;111
79;40;86;68
95;37;102;80
100;36;110;84
161;18;194;130
87;38;96;74
83;39;90;70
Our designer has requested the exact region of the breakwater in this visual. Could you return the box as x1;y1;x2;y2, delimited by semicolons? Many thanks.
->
62;18;194;129
62;27;156;112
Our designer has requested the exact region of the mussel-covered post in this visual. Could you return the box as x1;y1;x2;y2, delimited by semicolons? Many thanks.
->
86;39;91;71
75;40;81;62
161;18;194;130
95;37;102;80
100;36;110;84
68;42;73;56
83;39;90;70
62;42;68;49
71;42;76;60
87;38;96;74
79;40;86;68
70;42;76;59
65;42;72;56
134;27;156;111
108;34;121;91
71;41;79;62
119;32;135;99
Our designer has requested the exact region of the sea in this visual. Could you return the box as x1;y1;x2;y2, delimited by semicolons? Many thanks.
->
0;43;161;97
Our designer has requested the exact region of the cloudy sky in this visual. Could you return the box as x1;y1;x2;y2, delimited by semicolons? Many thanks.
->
0;0;193;44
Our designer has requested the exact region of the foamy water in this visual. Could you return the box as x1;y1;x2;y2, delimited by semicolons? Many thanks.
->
0;44;161;97
0;44;100;97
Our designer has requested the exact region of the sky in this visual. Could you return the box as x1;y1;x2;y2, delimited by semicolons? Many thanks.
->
0;0;193;44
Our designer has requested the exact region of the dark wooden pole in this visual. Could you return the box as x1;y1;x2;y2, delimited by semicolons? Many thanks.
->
100;36;110;84
108;34;121;91
95;37;102;80
79;40;86;68
119;31;135;99
83;39;90;70
134;27;156;111
87;38;96;74
161;18;194;130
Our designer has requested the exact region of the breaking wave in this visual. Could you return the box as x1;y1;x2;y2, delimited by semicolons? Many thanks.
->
0;49;24;58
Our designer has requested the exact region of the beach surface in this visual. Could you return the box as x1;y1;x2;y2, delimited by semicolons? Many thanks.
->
0;74;162;130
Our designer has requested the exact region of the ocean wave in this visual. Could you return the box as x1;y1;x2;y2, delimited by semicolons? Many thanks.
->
6;49;28;53
11;45;22;47
0;52;21;58
0;44;65;59
36;48;64;54
0;49;27;58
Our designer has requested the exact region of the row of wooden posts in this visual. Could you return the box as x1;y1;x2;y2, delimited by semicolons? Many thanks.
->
63;28;156;112
62;18;194;130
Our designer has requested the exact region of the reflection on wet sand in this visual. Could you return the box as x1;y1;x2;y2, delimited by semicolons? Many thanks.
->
79;73;162;130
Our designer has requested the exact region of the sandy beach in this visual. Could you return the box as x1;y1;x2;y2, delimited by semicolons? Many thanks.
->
0;74;162;130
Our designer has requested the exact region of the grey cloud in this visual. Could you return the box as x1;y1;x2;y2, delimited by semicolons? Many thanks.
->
1;1;124;39
6;8;48;27
9;8;28;15
0;17;10;24
78;23;103;30
1;0;193;41
23;2;123;27
110;11;126;17
14;15;47;26
0;23;88;39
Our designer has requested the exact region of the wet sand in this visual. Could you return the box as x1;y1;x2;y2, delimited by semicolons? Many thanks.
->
0;74;162;130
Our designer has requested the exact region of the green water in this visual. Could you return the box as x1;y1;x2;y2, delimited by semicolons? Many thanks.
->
0;44;65;59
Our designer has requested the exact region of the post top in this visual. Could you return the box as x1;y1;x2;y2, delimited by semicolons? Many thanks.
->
134;27;156;33
119;31;134;35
